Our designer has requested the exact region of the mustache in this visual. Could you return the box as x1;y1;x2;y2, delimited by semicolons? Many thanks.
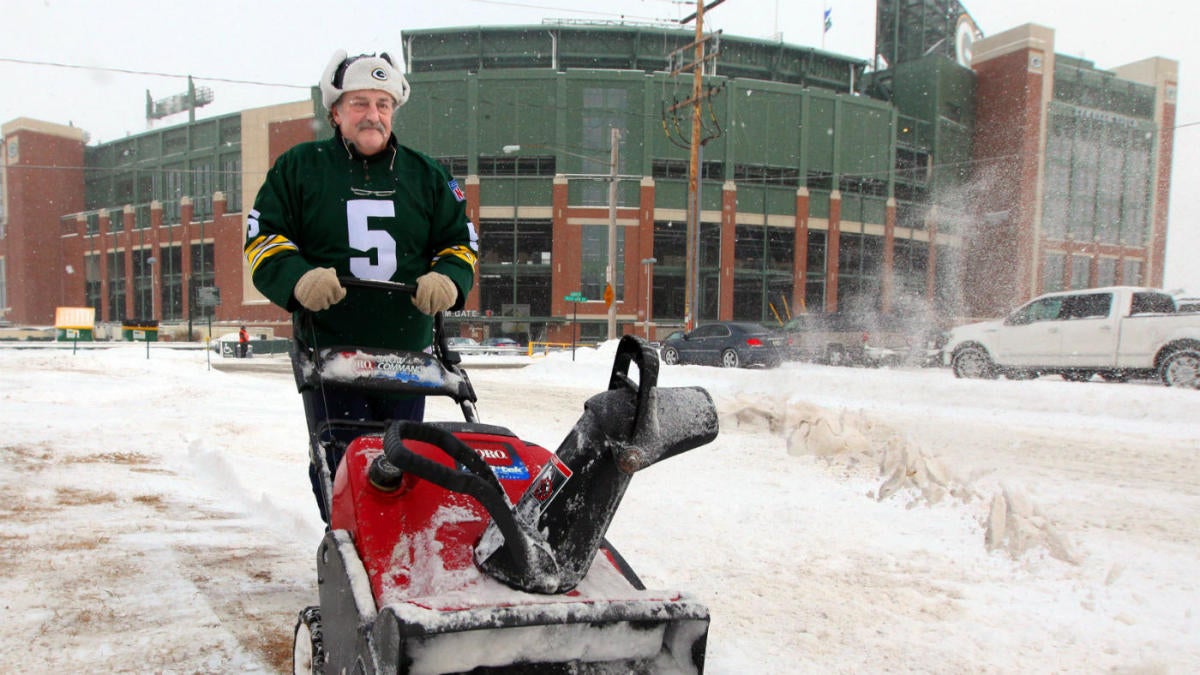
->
356;120;387;133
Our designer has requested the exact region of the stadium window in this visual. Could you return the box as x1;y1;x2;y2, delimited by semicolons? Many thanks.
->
733;164;799;186
805;170;833;191
436;156;468;177
477;155;555;177
652;158;724;181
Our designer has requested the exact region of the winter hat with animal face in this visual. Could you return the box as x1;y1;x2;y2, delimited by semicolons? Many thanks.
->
319;49;410;110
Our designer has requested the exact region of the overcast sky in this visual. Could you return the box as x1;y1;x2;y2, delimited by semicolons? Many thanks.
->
2;0;1194;294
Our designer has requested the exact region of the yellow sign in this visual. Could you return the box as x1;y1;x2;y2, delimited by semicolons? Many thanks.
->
55;306;96;330
603;284;614;308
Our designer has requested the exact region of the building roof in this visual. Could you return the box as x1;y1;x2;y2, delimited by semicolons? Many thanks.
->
404;23;868;91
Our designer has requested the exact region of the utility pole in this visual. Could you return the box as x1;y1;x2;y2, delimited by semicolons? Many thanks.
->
667;0;725;331
687;3;704;333
505;133;629;342
606;126;619;340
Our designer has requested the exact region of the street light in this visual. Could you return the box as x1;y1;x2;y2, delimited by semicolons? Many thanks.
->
641;257;656;340
504;129;637;341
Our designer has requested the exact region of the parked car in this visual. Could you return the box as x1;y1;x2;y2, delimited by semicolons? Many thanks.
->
445;336;483;354
1175;296;1200;313
778;312;942;367
944;286;1200;387
482;337;523;352
649;330;684;350
660;321;786;368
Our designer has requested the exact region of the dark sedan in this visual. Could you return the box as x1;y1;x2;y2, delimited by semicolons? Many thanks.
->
660;321;786;368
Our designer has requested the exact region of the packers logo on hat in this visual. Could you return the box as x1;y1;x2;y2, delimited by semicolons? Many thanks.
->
320;49;411;110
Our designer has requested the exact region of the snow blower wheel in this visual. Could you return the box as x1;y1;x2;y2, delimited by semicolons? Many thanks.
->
292;606;325;675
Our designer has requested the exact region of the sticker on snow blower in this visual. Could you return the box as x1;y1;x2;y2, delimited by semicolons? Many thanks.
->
530;455;573;507
333;351;445;387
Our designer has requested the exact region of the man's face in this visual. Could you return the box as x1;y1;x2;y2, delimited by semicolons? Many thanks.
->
332;89;395;156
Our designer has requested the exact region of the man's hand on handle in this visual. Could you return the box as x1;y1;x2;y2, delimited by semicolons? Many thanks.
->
294;267;347;312
412;272;457;315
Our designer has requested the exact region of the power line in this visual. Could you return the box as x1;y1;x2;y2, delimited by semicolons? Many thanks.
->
13;53;1192;135
0;56;309;89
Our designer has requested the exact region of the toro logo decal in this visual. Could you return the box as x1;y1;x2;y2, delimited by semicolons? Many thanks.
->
471;442;529;481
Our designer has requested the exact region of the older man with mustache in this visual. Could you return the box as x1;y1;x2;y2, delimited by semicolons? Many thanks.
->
244;49;479;523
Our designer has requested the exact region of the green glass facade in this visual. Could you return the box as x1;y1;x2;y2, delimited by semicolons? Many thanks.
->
1042;57;1157;248
393;24;946;333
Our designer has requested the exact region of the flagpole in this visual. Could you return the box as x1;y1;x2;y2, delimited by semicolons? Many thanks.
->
822;2;831;50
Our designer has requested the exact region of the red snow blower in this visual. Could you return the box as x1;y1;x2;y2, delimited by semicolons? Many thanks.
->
290;278;719;674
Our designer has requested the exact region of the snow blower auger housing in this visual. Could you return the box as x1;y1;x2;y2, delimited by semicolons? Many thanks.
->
292;278;719;674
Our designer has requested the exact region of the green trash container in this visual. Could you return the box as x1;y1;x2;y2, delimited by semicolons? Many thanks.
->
56;327;95;341
121;319;159;342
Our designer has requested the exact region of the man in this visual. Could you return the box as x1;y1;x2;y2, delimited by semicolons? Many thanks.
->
244;49;478;521
237;325;250;358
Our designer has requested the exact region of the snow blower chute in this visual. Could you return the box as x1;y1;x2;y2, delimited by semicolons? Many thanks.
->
291;279;719;674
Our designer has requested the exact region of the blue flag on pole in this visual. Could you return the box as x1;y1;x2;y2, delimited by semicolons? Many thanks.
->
824;8;832;33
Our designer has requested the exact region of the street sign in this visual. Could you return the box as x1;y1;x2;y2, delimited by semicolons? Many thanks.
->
603;284;614;308
197;286;221;307
564;291;587;362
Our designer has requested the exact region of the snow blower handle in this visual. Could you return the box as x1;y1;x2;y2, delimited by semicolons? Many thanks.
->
334;276;463;368
336;276;417;296
606;335;661;443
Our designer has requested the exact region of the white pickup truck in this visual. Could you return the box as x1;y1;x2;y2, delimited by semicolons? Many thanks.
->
944;286;1200;388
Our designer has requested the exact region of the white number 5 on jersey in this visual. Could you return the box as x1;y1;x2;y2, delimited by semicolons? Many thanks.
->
346;199;397;280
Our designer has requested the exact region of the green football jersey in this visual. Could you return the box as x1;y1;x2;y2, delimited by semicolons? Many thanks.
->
245;135;477;353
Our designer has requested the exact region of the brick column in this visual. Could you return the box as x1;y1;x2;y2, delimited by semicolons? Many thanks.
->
69;214;87;307
550;175;572;317
464;175;481;312
180;196;194;323
882;197;896;313
123;205;135;320
212;191;226;221
719;181;737;321
150;201;163;321
825;190;841;312
793;187;810;314
638;177;656;336
98;211;111;321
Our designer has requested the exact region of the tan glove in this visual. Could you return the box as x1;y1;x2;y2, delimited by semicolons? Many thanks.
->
412;272;458;315
293;267;346;312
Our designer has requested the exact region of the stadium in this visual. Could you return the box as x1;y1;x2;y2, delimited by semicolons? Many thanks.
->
0;0;1177;344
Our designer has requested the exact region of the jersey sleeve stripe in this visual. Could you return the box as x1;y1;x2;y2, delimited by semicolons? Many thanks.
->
434;245;478;268
245;235;299;272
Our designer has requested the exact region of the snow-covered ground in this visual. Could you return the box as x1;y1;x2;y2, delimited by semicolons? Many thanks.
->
0;342;1196;673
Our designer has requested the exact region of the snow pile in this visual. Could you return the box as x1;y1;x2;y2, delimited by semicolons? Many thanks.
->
721;391;1080;564
985;484;1081;564
725;398;872;459
875;436;959;503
